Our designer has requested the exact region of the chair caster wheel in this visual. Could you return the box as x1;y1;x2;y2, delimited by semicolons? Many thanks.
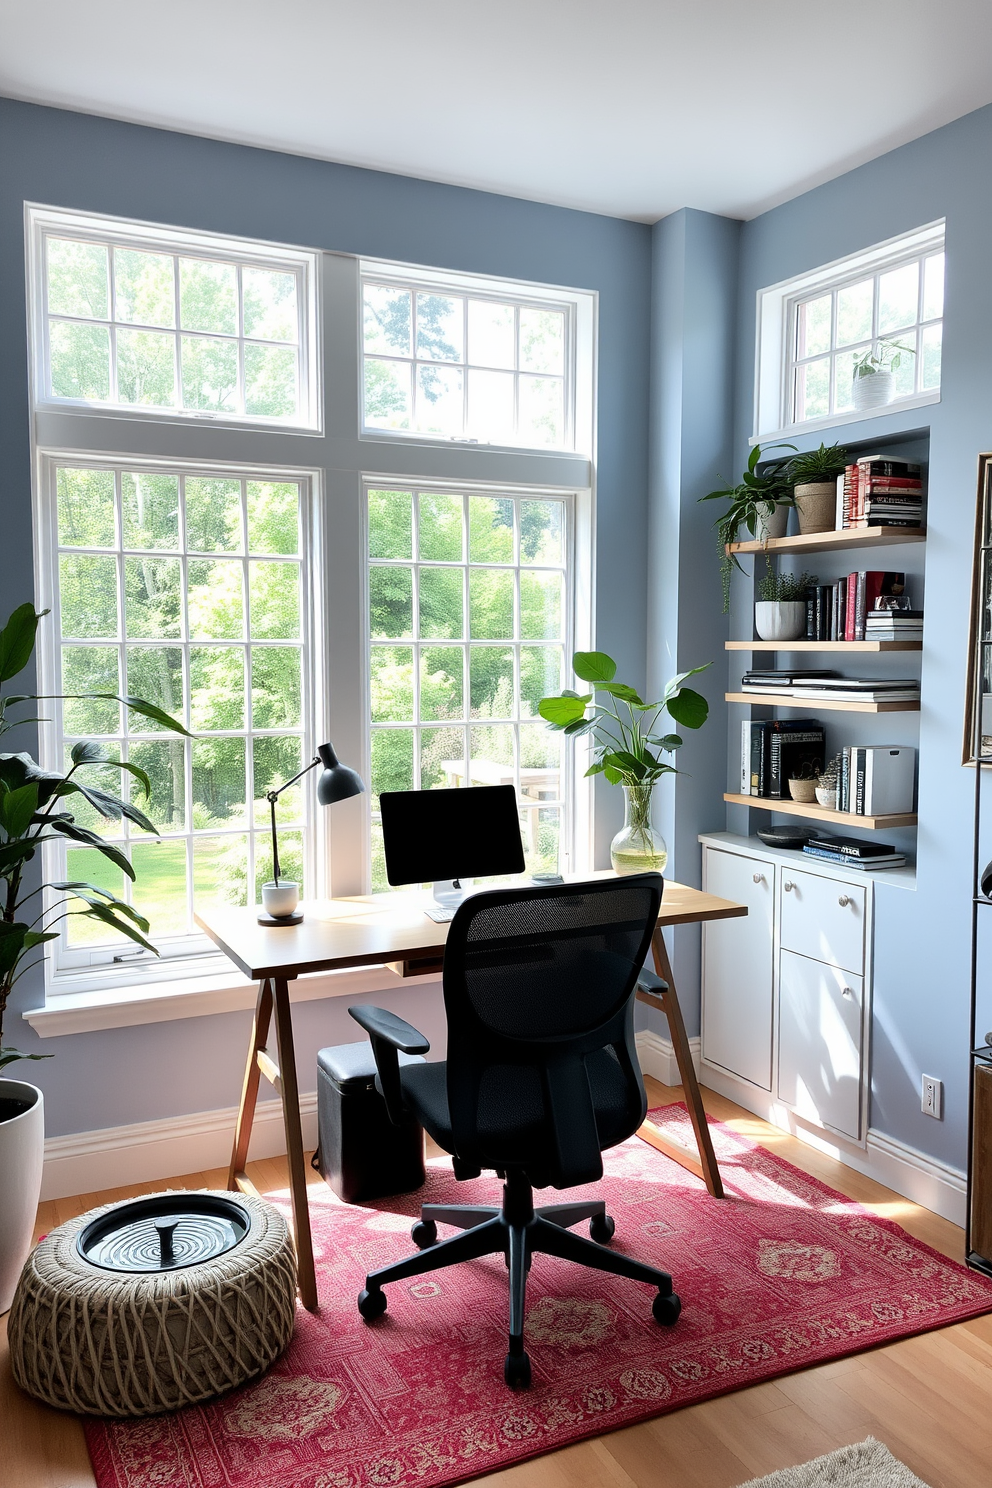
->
411;1219;438;1249
504;1350;532;1389
589;1212;616;1244
652;1291;681;1326
358;1286;387;1321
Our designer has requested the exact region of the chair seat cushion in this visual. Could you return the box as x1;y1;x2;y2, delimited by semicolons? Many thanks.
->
398;1047;639;1176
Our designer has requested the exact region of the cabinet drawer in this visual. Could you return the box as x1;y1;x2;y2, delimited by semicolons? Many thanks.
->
778;950;864;1140
780;868;865;974
701;849;774;1090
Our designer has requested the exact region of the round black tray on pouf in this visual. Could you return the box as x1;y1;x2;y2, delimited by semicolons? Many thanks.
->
8;1189;298;1417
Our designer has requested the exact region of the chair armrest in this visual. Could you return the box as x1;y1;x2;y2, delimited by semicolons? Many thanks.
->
348;1005;431;1054
348;1005;431;1126
636;968;669;999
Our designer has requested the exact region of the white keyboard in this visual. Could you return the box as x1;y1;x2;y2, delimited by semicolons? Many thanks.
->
425;906;456;923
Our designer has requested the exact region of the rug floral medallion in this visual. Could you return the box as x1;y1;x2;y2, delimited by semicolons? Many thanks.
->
85;1106;992;1488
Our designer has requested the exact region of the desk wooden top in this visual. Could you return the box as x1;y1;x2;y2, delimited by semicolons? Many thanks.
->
195;875;747;982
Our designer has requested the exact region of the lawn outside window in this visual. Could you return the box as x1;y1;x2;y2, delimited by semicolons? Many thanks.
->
753;221;945;440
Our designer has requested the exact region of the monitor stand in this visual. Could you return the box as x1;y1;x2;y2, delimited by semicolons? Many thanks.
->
432;878;471;910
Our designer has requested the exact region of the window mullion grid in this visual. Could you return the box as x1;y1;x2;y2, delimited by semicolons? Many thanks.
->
111;468;133;909
914;253;926;396
461;298;469;438
242;478;255;904
513;307;521;441
176;474;195;937
828;290;838;415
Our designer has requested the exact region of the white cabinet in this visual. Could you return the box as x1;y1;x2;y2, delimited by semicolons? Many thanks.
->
700;835;874;1145
701;849;775;1090
778;951;864;1140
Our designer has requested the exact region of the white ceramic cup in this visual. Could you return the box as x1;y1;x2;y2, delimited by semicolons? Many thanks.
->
261;881;300;918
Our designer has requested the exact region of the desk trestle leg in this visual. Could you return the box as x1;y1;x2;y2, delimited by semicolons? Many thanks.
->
228;976;319;1311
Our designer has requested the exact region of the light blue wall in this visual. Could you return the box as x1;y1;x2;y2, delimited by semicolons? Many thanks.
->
730;104;992;1169
0;98;651;1138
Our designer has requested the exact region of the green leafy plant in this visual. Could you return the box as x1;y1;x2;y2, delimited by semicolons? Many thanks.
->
756;568;818;603
853;341;915;378
538;651;709;790
699;442;796;611
0;604;190;1071
787;442;850;486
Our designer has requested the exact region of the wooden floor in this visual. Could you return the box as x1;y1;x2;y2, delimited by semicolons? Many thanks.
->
4;1078;991;1488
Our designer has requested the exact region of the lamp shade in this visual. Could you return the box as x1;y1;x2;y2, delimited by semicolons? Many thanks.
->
315;742;365;806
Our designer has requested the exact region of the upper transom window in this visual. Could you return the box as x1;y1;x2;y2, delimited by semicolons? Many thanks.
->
360;261;593;453
29;206;320;429
753;221;944;439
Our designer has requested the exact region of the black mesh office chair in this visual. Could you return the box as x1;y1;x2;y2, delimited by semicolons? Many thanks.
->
348;873;680;1389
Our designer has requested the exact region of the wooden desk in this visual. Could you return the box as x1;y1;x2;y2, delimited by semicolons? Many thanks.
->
196;877;746;1311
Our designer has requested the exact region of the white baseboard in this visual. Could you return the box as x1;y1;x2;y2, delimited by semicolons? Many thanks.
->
700;1059;967;1226
41;1095;319;1201
635;1028;701;1087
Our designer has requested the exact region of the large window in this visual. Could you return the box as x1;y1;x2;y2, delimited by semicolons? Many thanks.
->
37;457;314;973
361;262;592;452
367;485;572;888
29;207;320;428
753;221;944;439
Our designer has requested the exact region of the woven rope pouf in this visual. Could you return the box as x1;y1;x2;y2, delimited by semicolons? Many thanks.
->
7;1189;297;1417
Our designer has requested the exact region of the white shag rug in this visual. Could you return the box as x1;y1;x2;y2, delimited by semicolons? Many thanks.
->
736;1438;931;1488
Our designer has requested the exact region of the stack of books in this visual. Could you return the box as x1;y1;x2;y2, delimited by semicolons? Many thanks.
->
837;456;925;530
865;608;923;642
838;745;915;815
787;676;921;704
740;719;825;798
741;669;837;693
804;571;909;641
802;835;908;871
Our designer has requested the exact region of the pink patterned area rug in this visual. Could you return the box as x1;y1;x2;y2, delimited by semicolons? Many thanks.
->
85;1106;992;1488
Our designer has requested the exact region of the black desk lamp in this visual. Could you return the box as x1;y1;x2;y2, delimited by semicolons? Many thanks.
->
258;742;365;925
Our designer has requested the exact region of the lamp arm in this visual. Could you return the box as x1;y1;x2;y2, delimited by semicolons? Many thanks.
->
266;756;320;886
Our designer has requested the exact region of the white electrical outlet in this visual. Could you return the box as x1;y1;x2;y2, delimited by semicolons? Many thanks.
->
922;1075;942;1119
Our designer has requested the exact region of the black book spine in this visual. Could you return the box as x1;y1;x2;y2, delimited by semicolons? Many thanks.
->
805;591;816;639
855;747;866;814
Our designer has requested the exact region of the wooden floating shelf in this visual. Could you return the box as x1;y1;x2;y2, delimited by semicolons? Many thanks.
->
726;691;920;714
723;792;917;831
727;526;926;556
726;640;922;653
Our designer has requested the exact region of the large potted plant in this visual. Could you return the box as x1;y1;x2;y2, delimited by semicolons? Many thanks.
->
538;652;709;874
787;443;850;535
700;443;795;611
851;342;915;411
754;568;818;642
0;603;188;1312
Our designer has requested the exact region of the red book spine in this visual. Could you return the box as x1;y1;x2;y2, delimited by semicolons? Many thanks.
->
845;571;858;641
855;571;867;640
862;571;887;617
862;476;924;491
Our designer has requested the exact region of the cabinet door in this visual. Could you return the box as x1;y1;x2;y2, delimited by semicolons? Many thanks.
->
701;849;775;1090
780;868;865;975
778;949;864;1140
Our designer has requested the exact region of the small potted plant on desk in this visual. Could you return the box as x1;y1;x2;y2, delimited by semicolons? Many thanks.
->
787;442;850;535
755;567;818;642
699;443;795;611
852;342;915;412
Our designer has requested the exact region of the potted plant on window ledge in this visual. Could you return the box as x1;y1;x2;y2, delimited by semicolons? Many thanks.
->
851;342;915;412
538;651;709;874
0;604;189;1313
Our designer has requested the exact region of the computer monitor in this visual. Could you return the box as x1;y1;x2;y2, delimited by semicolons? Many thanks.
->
379;785;525;906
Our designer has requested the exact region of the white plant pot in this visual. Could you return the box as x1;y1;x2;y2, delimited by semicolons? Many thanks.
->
0;1079;44;1314
754;600;807;642
754;504;789;542
815;785;839;809
852;370;895;411
261;880;300;918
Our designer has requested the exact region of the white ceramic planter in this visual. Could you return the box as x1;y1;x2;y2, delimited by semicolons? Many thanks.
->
793;482;836;535
261;880;300;918
852;370;895;411
754;600;806;642
0;1078;44;1314
754;503;789;541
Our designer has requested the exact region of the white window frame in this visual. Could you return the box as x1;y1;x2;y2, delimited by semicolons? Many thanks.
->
27;204;322;433
359;259;595;457
33;449;324;998
363;477;579;886
753;220;945;442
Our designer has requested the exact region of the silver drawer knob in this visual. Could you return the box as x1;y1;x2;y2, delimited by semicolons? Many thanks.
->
752;873;764;883
838;894;851;907
842;986;855;998
783;880;795;892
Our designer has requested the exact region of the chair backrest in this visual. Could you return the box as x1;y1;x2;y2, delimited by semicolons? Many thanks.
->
441;873;663;1189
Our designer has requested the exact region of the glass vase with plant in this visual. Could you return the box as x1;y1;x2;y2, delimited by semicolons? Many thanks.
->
699;443;796;611
538;651;709;874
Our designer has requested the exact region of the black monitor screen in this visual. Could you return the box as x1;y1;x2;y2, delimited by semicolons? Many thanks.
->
379;785;525;886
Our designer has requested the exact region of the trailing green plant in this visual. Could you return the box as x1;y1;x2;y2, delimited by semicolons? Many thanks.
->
0;604;190;1070
853;341;915;379
699;442;796;612
787;442;850;486
538;651;709;793
756;568;818;603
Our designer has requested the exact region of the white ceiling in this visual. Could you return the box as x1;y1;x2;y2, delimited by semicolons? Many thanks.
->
2;0;991;223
